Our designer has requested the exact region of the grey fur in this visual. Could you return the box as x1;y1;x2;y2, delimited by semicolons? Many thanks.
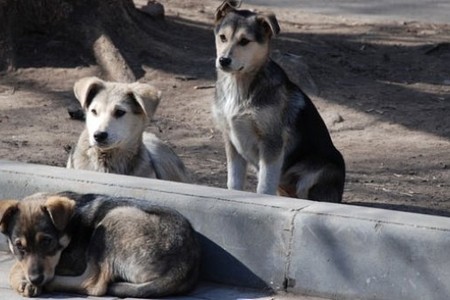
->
0;192;200;298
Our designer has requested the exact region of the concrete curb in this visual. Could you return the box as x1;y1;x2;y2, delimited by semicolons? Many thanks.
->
0;160;449;300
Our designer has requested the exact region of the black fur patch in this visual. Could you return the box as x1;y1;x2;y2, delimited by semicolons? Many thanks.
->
215;10;269;44
85;83;103;110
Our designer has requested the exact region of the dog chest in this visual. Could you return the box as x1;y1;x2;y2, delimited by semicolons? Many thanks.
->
214;97;261;165
214;72;288;165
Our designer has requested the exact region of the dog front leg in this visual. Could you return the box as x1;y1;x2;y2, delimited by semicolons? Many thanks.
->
225;138;247;190
9;261;42;297
257;153;283;195
46;262;107;296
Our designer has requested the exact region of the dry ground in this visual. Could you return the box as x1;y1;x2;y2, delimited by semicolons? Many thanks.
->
0;0;449;215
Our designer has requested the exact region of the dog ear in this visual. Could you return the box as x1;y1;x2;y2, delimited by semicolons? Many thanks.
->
73;76;105;110
42;196;76;231
0;200;19;233
215;0;241;23
257;13;280;37
129;82;162;120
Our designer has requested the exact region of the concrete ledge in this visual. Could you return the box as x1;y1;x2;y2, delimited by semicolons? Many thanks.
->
0;160;450;299
0;252;292;300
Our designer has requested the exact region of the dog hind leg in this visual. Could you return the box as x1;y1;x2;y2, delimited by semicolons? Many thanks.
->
295;169;322;200
296;168;343;203
308;183;342;203
144;133;188;182
107;272;196;298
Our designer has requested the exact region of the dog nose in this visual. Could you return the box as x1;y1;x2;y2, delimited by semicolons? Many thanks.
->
28;274;44;286
219;57;232;67
94;131;108;142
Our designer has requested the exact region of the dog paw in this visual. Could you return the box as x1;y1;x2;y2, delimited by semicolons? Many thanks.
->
17;280;41;297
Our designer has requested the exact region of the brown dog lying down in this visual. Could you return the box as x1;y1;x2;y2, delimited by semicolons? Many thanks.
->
0;192;201;298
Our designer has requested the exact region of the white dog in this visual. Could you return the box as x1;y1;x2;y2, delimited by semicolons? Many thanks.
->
67;76;188;182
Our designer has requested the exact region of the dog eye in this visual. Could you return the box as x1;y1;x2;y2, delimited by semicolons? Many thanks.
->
114;109;126;118
14;240;26;254
40;236;53;248
239;38;250;46
219;34;227;42
91;109;97;115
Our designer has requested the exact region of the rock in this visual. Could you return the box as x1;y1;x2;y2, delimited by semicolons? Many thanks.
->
67;105;85;121
140;1;165;19
323;112;344;128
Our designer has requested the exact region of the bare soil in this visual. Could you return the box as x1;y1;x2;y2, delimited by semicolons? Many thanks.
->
0;0;449;216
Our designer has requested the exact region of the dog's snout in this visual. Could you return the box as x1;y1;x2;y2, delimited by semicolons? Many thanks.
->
28;273;45;286
219;57;232;67
94;131;108;142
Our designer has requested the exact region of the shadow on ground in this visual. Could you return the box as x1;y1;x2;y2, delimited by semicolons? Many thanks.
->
2;10;449;216
10;15;450;139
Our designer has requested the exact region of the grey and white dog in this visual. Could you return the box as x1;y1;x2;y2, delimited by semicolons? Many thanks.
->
67;77;188;182
213;1;345;202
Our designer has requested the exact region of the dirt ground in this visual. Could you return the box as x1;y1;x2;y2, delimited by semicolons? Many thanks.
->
0;0;449;216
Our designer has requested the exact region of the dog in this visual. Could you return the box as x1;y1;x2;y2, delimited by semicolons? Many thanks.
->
0;192;200;298
67;76;188;182
213;1;345;202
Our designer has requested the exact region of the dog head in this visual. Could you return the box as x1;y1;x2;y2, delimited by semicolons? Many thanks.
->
0;194;75;287
214;0;280;74
73;77;162;150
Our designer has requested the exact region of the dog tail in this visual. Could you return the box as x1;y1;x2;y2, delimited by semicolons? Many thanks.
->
107;268;198;298
143;132;189;183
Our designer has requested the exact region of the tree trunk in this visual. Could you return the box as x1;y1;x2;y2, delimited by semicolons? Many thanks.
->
0;1;15;71
0;0;159;82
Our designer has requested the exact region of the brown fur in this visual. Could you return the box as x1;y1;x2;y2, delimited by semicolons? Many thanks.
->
0;192;200;298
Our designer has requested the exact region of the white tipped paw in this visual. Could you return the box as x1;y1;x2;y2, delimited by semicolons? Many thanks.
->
17;280;41;297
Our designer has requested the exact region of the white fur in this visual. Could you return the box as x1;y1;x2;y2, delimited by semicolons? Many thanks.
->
68;77;187;182
257;155;283;195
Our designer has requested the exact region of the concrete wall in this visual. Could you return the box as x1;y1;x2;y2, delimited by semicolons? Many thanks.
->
1;160;449;299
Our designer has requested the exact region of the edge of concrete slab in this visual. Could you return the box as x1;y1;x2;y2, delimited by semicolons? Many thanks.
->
0;160;449;300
